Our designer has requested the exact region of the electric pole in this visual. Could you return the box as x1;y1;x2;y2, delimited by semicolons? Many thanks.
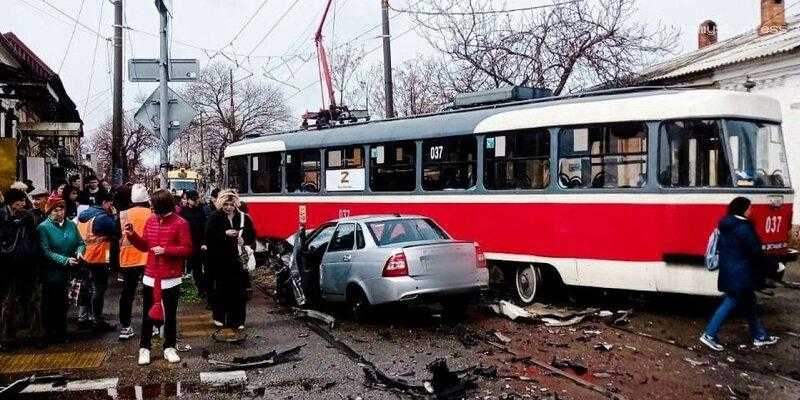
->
158;3;170;189
381;0;395;118
230;68;235;129
111;0;123;185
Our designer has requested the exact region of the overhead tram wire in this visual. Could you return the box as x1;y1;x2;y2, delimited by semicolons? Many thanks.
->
83;0;106;116
246;0;303;58
212;0;271;59
15;0;72;26
388;0;584;16
57;0;87;74
37;0;110;40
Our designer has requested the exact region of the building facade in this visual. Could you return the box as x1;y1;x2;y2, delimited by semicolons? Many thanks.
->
0;32;84;192
636;0;800;223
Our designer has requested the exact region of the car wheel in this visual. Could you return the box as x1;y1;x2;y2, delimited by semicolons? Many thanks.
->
347;287;370;321
508;264;541;306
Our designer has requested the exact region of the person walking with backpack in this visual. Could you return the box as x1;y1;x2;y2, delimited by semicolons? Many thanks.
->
0;188;39;350
76;191;118;332
117;184;152;340
700;197;780;351
123;189;192;365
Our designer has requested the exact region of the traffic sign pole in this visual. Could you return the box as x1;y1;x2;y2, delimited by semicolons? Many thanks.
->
159;5;169;189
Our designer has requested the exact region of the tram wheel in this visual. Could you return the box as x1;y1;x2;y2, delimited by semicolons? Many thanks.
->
507;264;542;306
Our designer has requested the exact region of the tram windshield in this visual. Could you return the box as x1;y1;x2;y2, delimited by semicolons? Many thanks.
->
725;120;791;188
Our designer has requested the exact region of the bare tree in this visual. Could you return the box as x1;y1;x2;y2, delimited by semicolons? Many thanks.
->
410;0;679;95
84;114;156;182
183;62;293;186
329;42;366;107
363;55;457;118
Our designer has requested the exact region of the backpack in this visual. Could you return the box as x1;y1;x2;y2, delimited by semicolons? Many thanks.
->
705;228;720;271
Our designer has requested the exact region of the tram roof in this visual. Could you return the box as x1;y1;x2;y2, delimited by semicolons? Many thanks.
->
225;88;782;158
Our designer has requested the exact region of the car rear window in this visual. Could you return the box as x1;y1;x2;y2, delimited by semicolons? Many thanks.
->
366;218;449;246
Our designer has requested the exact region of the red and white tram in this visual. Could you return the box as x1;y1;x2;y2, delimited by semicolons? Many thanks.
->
224;88;796;304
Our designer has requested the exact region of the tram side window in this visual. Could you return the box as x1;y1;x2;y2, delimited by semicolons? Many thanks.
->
286;150;321;193
327;146;364;169
422;136;477;191
484;129;550;190
558;123;648;189
226;155;249;193
250;153;282;193
658;120;731;187
370;141;416;192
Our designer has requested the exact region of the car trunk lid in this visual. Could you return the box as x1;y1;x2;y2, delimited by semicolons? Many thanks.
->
401;240;477;278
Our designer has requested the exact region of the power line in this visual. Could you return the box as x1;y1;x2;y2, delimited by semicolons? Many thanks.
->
247;0;302;57
84;0;106;116
14;0;71;25
36;0;110;39
389;0;584;16
57;0;88;74
224;0;271;49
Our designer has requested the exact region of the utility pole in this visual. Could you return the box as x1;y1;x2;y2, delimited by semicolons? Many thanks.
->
158;3;170;189
381;0;395;118
111;0;123;185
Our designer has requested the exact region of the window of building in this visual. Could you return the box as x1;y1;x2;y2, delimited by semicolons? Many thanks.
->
658;120;731;187
250;153;282;193
558;123;648;189
286;149;321;193
484;129;550;190
226;155;249;193
327;223;356;252
370;141;416;192
327;146;364;169
422;136;477;191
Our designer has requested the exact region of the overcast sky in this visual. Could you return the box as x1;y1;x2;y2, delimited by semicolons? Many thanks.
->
1;0;775;136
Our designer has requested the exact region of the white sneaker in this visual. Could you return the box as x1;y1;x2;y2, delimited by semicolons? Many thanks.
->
753;335;779;347
138;348;151;365
237;325;245;331
119;327;135;340
213;320;223;327
164;347;181;363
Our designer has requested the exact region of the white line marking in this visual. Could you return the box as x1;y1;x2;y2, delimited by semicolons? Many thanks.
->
21;378;119;393
200;371;247;386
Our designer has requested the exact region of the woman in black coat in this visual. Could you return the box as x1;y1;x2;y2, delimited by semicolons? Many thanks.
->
700;197;779;351
205;190;255;330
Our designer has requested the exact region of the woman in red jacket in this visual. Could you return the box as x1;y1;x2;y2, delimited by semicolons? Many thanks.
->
124;189;192;366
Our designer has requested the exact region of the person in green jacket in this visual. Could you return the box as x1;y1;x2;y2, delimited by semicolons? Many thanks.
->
37;199;85;342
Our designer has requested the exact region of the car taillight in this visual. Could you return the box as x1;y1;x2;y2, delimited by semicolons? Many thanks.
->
383;252;409;277
475;245;487;268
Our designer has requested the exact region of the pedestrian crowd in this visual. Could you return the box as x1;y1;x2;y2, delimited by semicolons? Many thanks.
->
0;177;255;366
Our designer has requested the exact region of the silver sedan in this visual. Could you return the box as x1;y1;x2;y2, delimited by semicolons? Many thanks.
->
302;215;489;318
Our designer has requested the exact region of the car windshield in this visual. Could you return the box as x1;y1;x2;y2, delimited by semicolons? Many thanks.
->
366;218;449;246
726;120;791;188
170;180;197;191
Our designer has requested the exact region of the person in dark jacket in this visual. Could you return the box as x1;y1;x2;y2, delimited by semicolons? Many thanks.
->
62;185;80;220
205;190;255;330
78;176;107;207
0;188;39;350
203;188;220;219
179;190;207;296
76;191;118;332
700;197;780;351
37;199;85;343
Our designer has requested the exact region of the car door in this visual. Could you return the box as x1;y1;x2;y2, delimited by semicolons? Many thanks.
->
320;223;356;299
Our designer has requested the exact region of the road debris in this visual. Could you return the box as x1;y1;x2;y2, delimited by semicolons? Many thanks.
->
207;345;304;370
489;300;597;326
200;371;247;386
0;374;66;399
493;331;512;344
598;310;614;318
594;342;614;352
490;301;534;321
294;308;336;328
550;357;588;375
424;358;476;399
684;358;709;367
542;315;586;327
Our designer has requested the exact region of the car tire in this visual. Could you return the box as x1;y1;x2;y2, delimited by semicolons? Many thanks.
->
347;287;370;322
506;264;542;306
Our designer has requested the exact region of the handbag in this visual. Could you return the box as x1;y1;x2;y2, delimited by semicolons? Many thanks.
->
238;212;256;272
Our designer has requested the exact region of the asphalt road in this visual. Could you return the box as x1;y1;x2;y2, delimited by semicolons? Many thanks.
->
3;263;800;400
